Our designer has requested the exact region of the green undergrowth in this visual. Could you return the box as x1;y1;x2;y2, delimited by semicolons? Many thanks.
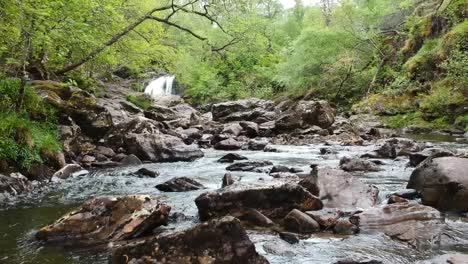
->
0;77;61;171
126;94;153;110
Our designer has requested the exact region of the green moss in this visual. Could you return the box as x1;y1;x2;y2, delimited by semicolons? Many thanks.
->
403;38;442;80
440;21;468;57
0;77;61;170
382;112;451;130
0;112;61;170
352;93;416;115
420;80;466;118
126;94;153;110
455;115;468;132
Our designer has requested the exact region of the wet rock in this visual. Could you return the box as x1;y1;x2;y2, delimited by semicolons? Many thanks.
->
36;196;170;244
318;168;379;209
222;173;235;188
135;168;159;178
354;203;444;245
390;189;420;200
284;209;320;233
387;195;408;204
211;99;275;123
374;138;425;159
274;100;336;133
240;121;259;138
263;242;295;257
226;161;273;172
290;167;304;173
105;117;204;162
26;164;55;181
52;164;84;180
217;153;248;163
222;123;243;136
195;184;323;221
270;165;290;174
156;177;205;192
248;139;268;151
334;259;383;264
235;208;275;227
178;127;203;140
407;157;468;212
408;148;454;167
320;148;336;155
0;173;32;199
264;145;279;152
214;138;244;150
270;172;299;179
339;156;382;172
298;178;320;196
333;218;359;235
417;253;468;264
81;155;96;163
95;146;116;158
111;216;269;264
279;232;300;244
121;154;142;166
306;209;342;230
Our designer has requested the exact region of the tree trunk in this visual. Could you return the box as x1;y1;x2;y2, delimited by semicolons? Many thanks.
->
366;56;388;97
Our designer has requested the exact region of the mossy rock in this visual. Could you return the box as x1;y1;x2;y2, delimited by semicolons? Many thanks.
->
32;80;71;100
440;21;468;58
352;93;416;115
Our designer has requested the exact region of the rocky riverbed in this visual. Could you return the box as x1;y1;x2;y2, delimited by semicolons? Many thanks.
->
1;83;468;264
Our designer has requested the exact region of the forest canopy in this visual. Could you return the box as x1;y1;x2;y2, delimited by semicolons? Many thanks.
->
0;0;467;120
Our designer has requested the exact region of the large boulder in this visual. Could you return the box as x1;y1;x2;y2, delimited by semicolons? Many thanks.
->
368;138;426;159
51;164;84;180
195;184;323;221
417;254;468;264
407;157;468;212
318;168;379;209
214;138;244;150
211;99;275;123
408;148;454;167
110;216;269;264
0;173;32;201
274;100;336;133
353;203;444;246
105;117;204;162
36;196;171;244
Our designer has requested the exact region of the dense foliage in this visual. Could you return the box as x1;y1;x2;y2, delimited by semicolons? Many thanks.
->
0;0;467;172
0;78;61;170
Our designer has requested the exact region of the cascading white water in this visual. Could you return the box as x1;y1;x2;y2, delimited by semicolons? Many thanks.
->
144;75;175;97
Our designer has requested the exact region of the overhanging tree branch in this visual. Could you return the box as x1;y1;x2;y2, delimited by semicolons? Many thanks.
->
55;5;174;75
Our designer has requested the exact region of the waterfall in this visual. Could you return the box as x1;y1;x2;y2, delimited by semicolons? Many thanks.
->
144;75;175;97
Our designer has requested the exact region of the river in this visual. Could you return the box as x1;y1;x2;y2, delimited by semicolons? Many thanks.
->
1;137;468;264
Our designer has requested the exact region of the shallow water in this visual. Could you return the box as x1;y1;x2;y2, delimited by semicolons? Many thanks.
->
1;140;468;264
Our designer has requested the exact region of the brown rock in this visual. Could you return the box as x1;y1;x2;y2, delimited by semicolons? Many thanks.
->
110;216;269;264
284;209;320;233
156;177;205;192
222;173;235;188
36;196;171;244
195;184;323;221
